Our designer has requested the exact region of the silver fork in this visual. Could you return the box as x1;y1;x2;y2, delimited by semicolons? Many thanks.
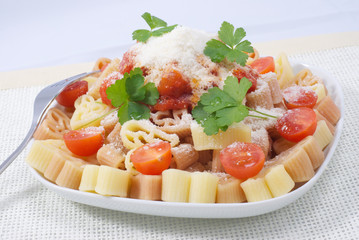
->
0;70;100;174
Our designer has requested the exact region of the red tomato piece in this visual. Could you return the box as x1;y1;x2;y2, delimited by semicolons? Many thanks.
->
283;86;318;109
220;142;265;180
100;72;123;106
63;127;105;156
56;80;88;108
232;66;258;93
153;95;192;111
119;51;135;74
250;56;275;74
276;107;317;142
158;69;192;98
130;141;172;175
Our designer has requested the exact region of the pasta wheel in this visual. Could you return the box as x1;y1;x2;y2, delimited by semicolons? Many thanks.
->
294;69;323;87
124;149;139;176
70;94;111;130
275;52;295;89
150;109;192;138
33;108;71;140
88;58;121;99
120;119;180;150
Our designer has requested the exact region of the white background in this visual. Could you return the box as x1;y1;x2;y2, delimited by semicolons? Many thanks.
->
0;0;358;72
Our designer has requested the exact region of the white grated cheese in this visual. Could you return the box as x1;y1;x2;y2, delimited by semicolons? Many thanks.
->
130;26;234;102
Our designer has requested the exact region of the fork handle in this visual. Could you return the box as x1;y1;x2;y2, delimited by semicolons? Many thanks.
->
0;123;36;174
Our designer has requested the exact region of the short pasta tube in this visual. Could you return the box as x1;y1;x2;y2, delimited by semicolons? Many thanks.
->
130;174;162;201
161;169;191;202
188;172;219;203
97;144;126;169
55;161;84;190
315;95;340;126
246;80;274;110
79;165;100;192
264;164;294;197
216;175;246;203
26;140;62;174
171;144;199;170
191;121;251;150
240;178;273;202
95;165;131;197
313;120;334;150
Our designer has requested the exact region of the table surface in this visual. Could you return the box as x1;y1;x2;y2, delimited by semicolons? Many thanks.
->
1;1;359;239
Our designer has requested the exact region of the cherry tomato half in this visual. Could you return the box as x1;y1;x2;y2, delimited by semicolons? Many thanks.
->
158;69;192;98
232;66;258;93
56;80;88;108
276;107;317;142
100;72;122;106
63;127;105;156
220;142;265;180
130;141;172;175
283;86;318;109
250;56;275;74
119;51;135;75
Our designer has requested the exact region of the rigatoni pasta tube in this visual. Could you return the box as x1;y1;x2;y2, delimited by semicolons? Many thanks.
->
191;121;251;150
240;178;273;202
161;169;191;202
216;176;246;203
188;172;219;203
55;161;84;190
313;120;334;150
264;165;294;197
95;166;131;197
26;140;61;174
79;165;100;193
130;174;162;201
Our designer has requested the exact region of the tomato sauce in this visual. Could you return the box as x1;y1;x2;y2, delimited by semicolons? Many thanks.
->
154;69;192;111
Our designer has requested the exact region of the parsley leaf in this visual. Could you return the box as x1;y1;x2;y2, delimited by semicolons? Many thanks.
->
204;21;253;66
106;67;159;125
192;76;252;135
132;12;177;43
223;76;252;103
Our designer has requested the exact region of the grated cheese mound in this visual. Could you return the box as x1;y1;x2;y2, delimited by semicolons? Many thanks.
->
130;26;235;102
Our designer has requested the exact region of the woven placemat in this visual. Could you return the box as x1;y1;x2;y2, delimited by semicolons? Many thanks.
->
0;46;358;239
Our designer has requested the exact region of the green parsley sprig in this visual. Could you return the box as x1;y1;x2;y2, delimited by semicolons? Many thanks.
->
204;21;253;66
192;77;276;136
132;12;177;43
106;68;159;124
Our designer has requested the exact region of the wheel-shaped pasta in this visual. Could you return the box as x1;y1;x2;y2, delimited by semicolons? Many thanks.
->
150;109;192;138
33;108;71;140
70;94;111;130
120;119;180;150
275;52;295;89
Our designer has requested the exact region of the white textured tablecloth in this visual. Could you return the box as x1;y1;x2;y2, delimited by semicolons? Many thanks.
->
1;46;358;239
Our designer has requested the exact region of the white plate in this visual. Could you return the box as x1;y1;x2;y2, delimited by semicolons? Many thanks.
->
28;61;344;218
